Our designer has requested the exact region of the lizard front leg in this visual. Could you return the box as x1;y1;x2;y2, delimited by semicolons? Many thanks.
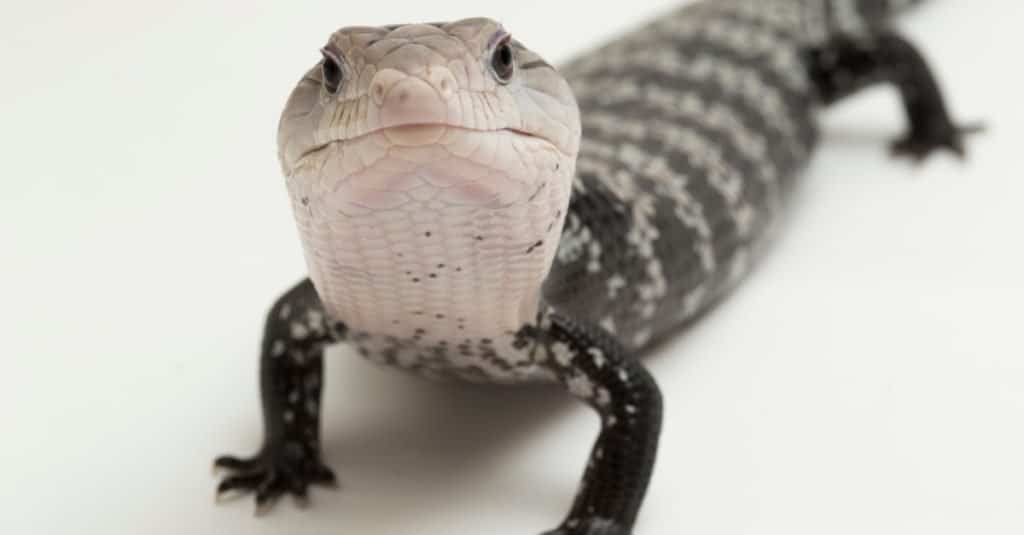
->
522;310;663;535
215;279;342;511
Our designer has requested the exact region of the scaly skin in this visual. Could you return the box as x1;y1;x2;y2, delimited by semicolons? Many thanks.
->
279;19;580;362
215;1;969;533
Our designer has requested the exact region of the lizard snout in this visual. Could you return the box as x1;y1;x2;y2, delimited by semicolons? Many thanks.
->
370;69;455;130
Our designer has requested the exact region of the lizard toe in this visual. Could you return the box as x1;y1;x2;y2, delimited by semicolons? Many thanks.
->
213;445;337;514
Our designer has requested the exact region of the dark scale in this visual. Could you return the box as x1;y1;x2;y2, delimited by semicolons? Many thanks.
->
216;1;973;533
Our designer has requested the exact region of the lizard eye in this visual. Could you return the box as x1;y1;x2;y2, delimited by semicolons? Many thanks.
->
490;38;515;84
320;48;344;95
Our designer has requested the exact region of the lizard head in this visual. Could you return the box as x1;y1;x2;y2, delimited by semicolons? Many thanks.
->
276;18;581;342
279;18;580;176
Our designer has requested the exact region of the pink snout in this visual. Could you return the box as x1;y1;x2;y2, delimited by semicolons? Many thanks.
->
372;71;453;129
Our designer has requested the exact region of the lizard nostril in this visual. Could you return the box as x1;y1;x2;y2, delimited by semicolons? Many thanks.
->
376;76;448;128
432;70;457;100
371;81;387;106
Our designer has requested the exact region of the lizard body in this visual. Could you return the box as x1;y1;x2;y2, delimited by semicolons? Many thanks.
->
216;1;969;533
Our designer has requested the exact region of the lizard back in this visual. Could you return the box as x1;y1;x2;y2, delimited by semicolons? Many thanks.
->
545;0;900;350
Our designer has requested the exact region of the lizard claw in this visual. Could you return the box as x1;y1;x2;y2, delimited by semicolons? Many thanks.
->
890;121;984;162
213;443;337;514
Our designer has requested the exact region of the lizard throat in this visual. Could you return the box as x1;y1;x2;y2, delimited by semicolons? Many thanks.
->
285;128;576;342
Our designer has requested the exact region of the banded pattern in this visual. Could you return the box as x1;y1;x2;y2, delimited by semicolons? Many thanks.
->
544;0;925;352
545;0;842;350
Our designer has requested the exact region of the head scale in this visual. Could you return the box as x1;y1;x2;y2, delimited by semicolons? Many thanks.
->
277;18;581;342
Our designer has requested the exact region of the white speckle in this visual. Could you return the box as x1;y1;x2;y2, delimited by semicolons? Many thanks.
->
279;303;292;320
595;387;611;407
588;347;606;368
288;390;300;404
587;241;603;272
283;410;295;423
633;328;652;348
555;214;592;264
271;340;286;357
599;316;617;334
306;309;324;333
606;274;626;298
595;447;604;460
734;203;756;237
625;404;637;414
566;373;595;400
551;341;574;366
291;322;309;340
606;415;618;427
617;369;629;382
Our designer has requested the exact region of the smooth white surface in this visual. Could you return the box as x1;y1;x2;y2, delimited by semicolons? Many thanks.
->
2;1;1023;534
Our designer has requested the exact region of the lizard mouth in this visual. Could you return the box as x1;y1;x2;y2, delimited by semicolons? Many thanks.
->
294;124;554;168
377;124;549;146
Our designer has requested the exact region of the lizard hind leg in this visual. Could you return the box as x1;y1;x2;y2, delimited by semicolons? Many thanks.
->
214;279;342;513
805;31;980;161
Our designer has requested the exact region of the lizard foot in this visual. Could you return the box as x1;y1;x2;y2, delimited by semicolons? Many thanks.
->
889;121;983;162
214;440;336;513
541;518;630;535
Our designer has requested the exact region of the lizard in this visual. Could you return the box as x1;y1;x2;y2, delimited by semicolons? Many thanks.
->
214;0;972;533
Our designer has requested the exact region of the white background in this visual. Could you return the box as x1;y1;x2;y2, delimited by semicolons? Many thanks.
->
3;1;1023;534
